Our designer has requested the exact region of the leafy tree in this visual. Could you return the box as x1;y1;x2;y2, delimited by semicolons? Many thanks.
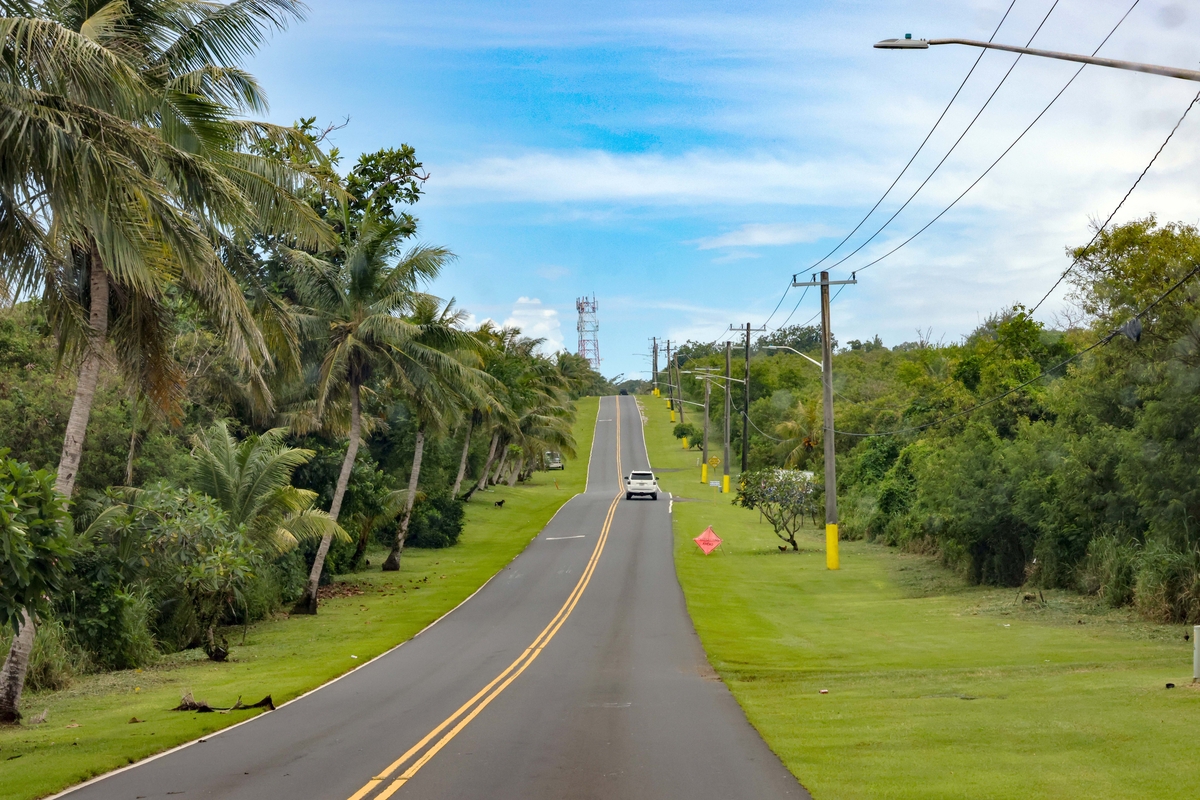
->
734;468;818;552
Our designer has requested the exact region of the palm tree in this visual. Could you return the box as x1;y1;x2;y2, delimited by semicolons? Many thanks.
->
189;422;347;555
379;296;490;572
289;208;456;611
0;0;329;724
2;1;330;499
776;400;821;469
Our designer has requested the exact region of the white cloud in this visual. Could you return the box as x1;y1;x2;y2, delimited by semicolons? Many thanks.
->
503;297;566;354
694;222;834;250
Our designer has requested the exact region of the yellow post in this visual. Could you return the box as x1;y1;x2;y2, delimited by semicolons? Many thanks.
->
701;463;708;484
722;474;730;494
826;524;840;570
682;436;688;450
670;409;676;423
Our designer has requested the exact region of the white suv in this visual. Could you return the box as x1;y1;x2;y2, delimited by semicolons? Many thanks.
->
624;471;659;501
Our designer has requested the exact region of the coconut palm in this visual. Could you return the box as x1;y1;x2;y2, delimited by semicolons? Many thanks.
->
288;206;458;611
378;296;490;572
0;0;330;724
775;400;821;469
189;422;347;555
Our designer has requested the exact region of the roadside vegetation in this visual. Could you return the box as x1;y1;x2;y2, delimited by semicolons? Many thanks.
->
644;398;1199;799
671;217;1200;623
0;395;596;800
0;0;611;739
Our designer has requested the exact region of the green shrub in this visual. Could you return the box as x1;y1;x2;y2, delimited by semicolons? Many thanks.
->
406;494;465;549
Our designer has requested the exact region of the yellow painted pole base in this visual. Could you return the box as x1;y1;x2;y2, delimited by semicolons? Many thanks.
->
826;523;840;570
682;437;689;450
670;410;677;423
722;474;730;494
701;463;708;484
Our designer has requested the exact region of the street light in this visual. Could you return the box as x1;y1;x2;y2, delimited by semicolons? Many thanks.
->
874;34;1200;83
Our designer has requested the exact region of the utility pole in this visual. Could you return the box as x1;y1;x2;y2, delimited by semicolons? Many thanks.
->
729;323;765;474
672;346;685;424
792;270;857;570
664;340;675;421
723;341;732;494
651;338;659;397
701;375;710;483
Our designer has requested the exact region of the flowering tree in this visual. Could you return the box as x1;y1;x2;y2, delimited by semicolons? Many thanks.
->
734;468;818;552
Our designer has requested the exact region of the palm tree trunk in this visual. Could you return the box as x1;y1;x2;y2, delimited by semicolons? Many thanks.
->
507;454;523;487
451;420;472;497
296;383;361;614
8;254;109;722
55;254;109;497
125;391;139;486
382;427;425;572
491;444;509;486
475;432;499;493
0;611;34;724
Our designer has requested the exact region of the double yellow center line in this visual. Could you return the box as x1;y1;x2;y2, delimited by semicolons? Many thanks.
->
346;400;624;800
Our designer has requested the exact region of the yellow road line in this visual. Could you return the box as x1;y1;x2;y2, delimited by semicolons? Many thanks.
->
345;397;625;800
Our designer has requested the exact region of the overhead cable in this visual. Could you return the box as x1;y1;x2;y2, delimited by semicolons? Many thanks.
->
848;0;1143;275
825;0;1065;274
806;0;1020;272
1030;84;1200;314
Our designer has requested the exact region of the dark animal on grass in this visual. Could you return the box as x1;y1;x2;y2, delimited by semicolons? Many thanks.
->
494;499;505;508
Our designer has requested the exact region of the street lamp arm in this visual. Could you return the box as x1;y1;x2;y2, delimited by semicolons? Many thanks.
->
875;37;1200;83
764;345;823;369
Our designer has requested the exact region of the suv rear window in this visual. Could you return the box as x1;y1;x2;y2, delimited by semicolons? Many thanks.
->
630;472;654;481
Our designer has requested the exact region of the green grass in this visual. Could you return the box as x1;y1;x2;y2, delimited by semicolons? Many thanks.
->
642;397;1199;799
0;397;597;800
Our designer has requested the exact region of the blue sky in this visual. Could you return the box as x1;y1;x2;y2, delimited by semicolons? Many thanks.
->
247;0;1200;380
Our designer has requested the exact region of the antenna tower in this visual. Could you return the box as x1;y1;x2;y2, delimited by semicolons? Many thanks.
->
575;295;600;369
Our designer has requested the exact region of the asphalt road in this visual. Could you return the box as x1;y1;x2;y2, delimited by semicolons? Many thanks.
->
61;395;807;799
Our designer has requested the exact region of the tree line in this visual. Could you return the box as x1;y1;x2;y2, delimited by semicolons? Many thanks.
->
672;217;1200;626
0;1;608;724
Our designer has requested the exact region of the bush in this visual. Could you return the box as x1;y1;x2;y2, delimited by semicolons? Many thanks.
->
405;494;465;549
673;423;702;449
0;449;74;634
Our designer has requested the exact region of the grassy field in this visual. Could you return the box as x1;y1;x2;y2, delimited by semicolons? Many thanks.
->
641;396;1199;799
0;397;597;800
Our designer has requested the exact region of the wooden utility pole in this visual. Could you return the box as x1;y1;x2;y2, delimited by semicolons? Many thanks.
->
723;341;732;494
792;270;857;570
729;323;765;474
651;337;659;396
664;340;675;421
673;346;685;424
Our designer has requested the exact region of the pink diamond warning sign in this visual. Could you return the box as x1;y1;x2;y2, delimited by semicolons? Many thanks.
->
694;526;722;555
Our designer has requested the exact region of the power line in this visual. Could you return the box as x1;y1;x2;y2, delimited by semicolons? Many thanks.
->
1030;85;1200;314
824;0;1065;274
836;258;1200;438
807;0;1019;273
772;283;811;330
848;0;1143;276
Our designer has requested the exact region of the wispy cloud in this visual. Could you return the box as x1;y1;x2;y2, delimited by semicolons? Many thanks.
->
693;222;834;250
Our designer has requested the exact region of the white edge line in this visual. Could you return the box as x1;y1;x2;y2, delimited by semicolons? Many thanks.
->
45;489;591;800
545;535;586;540
584;396;603;494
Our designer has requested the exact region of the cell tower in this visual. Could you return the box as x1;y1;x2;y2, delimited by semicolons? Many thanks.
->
576;295;600;369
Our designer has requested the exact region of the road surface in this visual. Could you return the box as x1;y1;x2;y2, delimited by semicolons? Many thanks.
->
61;395;807;799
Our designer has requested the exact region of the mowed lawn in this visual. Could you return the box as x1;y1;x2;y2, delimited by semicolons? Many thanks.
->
641;397;1198;799
0;398;598;800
